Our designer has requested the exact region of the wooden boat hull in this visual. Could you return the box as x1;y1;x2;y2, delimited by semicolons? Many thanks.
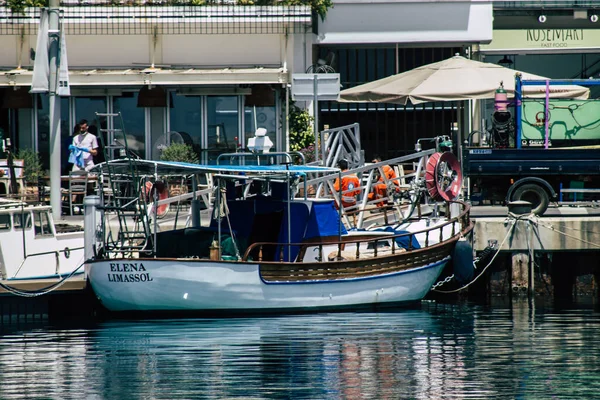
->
86;255;449;313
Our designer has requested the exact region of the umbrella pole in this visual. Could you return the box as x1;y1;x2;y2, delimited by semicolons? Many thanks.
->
313;77;319;163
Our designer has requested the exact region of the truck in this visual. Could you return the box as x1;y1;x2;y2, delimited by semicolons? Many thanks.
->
463;77;600;215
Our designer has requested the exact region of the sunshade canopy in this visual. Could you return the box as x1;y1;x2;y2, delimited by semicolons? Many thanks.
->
94;159;339;177
339;55;590;105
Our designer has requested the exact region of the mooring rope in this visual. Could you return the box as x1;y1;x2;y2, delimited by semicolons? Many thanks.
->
432;217;517;294
531;215;600;249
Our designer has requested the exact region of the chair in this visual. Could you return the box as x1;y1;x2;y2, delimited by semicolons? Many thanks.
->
61;171;89;215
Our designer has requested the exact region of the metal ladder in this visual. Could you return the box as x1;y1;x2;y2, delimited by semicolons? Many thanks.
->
95;112;152;257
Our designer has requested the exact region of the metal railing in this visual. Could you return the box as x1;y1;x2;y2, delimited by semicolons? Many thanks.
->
243;200;472;263
0;4;312;35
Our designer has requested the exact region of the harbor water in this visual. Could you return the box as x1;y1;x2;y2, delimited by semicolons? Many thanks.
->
0;300;599;399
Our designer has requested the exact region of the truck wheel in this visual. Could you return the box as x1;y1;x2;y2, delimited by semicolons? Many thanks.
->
511;183;549;215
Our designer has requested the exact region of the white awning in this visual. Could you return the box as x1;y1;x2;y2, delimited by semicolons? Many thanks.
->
0;67;288;88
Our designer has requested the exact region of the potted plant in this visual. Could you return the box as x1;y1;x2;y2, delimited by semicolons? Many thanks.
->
159;143;199;197
15;148;44;201
160;142;199;164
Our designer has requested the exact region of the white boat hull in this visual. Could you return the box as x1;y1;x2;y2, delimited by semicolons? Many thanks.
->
86;257;449;313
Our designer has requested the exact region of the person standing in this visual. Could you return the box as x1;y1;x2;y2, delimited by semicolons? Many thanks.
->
333;159;361;209
368;155;400;207
70;119;99;171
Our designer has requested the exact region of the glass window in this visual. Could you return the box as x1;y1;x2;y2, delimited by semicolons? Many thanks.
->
169;94;202;161
149;108;165;160
13;212;32;230
37;94;70;174
244;105;277;150
207;96;239;163
113;93;145;160
34;211;53;236
0;214;10;230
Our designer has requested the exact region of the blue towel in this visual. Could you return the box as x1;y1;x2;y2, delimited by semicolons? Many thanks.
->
68;145;89;168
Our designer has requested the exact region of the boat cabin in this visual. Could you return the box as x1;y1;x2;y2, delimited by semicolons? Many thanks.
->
0;201;84;280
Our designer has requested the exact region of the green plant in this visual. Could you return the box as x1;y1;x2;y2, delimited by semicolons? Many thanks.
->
7;0;47;14
15;148;43;184
280;0;333;20
289;103;314;152
160;143;199;164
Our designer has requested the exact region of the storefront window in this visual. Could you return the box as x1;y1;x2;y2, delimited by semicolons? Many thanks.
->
113;92;145;160
207;96;239;163
244;105;277;150
169;95;202;161
37;95;69;174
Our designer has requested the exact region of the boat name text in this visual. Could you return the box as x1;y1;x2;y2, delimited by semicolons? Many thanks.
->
107;263;153;283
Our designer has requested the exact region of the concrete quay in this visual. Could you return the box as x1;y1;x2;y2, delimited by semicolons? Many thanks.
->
467;205;600;302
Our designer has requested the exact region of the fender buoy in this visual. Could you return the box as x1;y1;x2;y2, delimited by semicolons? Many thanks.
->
452;238;474;285
144;181;169;219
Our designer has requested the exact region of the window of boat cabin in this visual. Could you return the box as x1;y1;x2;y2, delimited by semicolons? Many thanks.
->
13;212;32;230
0;214;10;230
33;211;53;236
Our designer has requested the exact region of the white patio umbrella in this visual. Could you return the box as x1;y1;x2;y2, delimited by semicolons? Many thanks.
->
339;55;589;104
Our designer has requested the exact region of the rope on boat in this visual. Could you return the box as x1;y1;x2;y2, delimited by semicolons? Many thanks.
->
212;185;241;260
432;218;517;293
0;263;85;298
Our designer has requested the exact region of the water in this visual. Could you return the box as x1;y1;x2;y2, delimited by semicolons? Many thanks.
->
1;300;599;399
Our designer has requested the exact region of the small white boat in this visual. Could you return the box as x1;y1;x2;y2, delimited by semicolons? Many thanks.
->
0;200;85;281
85;157;473;315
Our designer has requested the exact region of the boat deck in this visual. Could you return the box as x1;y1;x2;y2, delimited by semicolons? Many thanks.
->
0;275;87;295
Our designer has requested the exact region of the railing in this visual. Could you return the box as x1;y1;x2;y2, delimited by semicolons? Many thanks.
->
242;200;472;263
0;4;312;35
302;149;434;229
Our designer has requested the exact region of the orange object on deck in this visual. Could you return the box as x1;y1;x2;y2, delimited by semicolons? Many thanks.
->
333;174;361;208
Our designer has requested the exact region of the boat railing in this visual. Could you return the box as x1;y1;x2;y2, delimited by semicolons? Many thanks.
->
300;149;435;229
242;201;472;263
10;246;84;278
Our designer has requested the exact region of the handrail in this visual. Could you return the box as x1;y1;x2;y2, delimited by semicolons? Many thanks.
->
242;201;472;262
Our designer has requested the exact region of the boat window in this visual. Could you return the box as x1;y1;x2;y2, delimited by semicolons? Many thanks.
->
0;214;10;230
34;211;53;236
13;212;32;230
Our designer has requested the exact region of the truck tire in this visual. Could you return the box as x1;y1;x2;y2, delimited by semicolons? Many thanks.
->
511;183;549;215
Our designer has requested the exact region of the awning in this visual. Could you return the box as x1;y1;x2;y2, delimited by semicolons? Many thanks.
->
0;67;288;88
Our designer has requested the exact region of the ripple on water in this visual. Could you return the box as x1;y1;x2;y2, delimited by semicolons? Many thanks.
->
0;304;599;399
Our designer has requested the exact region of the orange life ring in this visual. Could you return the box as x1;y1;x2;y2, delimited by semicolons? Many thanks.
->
144;181;169;218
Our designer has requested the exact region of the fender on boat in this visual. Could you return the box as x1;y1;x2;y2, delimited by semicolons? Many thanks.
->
452;237;474;285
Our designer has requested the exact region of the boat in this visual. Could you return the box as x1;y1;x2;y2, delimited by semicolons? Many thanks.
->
84;149;473;315
0;199;85;284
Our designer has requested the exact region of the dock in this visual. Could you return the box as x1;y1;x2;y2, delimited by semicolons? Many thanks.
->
466;205;600;301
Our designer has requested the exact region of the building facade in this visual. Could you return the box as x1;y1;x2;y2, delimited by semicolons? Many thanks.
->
0;0;495;172
0;3;312;173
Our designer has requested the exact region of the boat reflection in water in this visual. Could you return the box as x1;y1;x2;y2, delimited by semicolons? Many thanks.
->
86;309;470;399
2;303;600;399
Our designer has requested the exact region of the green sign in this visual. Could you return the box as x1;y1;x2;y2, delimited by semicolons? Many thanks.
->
480;29;600;51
